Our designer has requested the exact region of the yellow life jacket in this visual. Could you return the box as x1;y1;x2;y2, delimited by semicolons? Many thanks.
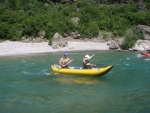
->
62;58;69;65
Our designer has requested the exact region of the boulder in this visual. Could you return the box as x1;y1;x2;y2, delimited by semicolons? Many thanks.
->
70;32;81;39
130;39;150;51
21;31;47;43
70;17;80;27
38;31;46;39
137;2;147;12
51;32;68;49
108;40;121;50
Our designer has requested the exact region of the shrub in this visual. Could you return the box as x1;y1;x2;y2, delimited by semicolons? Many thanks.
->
111;16;130;36
98;19;110;31
78;21;99;38
121;27;144;50
0;1;149;41
129;11;150;25
0;22;10;40
8;24;23;41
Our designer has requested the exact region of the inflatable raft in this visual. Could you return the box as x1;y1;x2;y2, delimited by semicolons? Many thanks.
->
51;64;113;76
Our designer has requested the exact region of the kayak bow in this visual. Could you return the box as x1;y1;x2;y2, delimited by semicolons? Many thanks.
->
141;52;150;57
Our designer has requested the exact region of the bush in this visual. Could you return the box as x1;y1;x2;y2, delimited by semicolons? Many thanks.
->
129;11;150;25
121;27;144;50
0;22;10;40
79;21;99;38
111;16;130;36
8;24;23;41
0;1;149;41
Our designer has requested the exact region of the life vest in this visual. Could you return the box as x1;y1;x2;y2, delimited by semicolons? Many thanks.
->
83;60;91;69
62;58;69;65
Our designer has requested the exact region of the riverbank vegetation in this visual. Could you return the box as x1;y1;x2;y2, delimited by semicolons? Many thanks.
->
0;0;150;49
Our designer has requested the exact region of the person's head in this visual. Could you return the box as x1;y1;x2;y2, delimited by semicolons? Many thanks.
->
85;55;90;59
64;53;68;57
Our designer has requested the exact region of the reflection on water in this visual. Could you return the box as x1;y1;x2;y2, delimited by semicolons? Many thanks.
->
55;75;100;84
74;78;99;84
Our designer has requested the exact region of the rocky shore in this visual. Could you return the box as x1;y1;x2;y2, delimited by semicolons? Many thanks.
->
1;25;150;56
0;40;109;56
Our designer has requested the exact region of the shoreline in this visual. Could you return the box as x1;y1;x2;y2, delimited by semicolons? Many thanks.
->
0;40;110;56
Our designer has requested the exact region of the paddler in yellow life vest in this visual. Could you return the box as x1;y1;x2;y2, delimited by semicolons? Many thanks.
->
59;53;73;68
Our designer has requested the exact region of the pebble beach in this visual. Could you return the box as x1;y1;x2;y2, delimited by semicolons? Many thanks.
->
0;40;110;56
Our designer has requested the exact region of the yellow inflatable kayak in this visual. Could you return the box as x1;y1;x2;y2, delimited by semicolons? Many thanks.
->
51;64;113;76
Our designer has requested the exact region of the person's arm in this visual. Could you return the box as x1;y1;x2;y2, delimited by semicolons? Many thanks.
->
89;54;95;59
91;63;96;66
83;58;86;64
59;58;64;67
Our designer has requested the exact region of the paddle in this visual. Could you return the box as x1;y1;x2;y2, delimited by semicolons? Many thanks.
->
92;54;96;67
86;63;96;66
64;59;74;67
50;71;56;74
89;54;95;59
90;54;96;67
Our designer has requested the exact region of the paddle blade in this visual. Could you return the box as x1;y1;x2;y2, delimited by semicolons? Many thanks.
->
50;71;55;74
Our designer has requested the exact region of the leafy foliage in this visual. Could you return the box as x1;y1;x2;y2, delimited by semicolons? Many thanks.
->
0;0;149;48
121;28;144;50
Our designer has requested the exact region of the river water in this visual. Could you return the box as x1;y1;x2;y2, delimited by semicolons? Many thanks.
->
0;51;150;113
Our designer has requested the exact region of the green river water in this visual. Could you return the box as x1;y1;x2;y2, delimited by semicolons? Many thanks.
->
0;51;150;113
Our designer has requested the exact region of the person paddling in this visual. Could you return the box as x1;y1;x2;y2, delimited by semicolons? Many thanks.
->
83;54;96;69
59;53;73;68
